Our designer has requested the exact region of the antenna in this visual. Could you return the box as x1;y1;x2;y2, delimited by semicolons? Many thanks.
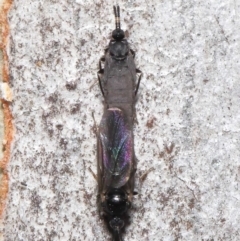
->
112;5;125;40
114;5;121;29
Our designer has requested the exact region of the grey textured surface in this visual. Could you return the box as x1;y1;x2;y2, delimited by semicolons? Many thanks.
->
4;0;240;240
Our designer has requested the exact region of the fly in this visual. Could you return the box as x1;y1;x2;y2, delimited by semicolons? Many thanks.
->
97;5;140;241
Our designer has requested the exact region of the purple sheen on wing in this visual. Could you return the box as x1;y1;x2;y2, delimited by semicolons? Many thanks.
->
99;108;133;188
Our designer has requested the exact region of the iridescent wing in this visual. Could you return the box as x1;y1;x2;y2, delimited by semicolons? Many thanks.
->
98;108;133;190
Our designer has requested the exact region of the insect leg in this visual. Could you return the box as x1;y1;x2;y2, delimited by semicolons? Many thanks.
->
130;49;135;58
91;112;98;136
129;49;142;95
139;167;155;184
89;113;98;181
88;167;98;182
98;56;105;70
135;68;142;96
98;56;105;96
127;166;138;198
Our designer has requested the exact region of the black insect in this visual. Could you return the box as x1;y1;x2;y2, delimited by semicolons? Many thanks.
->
97;5;141;241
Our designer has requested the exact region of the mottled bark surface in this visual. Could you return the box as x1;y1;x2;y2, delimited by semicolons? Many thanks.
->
0;0;13;240
4;0;240;240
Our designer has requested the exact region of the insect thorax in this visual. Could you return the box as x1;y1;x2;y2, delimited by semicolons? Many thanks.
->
109;39;129;61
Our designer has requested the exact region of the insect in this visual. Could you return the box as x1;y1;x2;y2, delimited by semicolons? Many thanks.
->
97;5;141;241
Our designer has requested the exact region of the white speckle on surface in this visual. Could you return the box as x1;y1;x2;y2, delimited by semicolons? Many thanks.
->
4;0;240;240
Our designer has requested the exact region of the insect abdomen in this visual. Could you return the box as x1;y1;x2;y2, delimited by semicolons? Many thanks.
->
105;62;136;119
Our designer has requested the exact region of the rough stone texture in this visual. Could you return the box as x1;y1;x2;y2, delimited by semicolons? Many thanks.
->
4;0;240;240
